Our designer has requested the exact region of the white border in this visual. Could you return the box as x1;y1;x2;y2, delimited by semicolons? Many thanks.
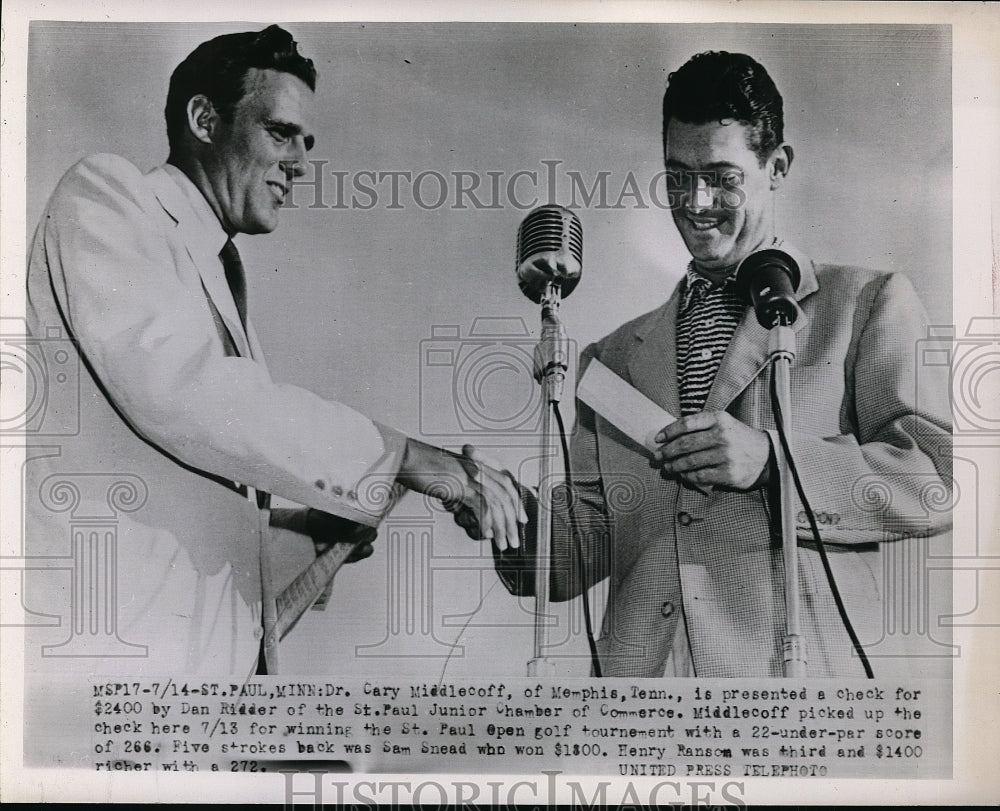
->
2;0;997;804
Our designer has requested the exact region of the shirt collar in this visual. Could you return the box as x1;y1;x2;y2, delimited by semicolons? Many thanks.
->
161;163;230;258
680;262;737;313
680;237;812;313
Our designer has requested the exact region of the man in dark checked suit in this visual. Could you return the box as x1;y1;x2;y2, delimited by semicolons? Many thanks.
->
483;51;952;677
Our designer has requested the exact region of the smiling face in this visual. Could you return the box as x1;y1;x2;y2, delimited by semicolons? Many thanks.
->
665;118;790;282
200;68;316;235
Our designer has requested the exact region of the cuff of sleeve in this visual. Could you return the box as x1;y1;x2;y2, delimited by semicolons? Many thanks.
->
281;420;408;527
764;428;807;530
764;428;885;542
347;422;408;524
493;484;539;596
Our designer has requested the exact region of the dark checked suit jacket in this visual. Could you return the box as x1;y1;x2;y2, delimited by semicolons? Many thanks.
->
497;246;952;677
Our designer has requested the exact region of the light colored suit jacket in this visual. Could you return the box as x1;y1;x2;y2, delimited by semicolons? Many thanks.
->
24;154;405;678
498;247;952;677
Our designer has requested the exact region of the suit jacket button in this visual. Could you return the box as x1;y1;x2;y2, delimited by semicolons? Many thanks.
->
253;626;263;640
677;511;692;527
331;484;343;497
660;601;675;618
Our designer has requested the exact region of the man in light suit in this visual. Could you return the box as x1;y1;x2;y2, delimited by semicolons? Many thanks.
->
487;51;952;677
23;25;523;691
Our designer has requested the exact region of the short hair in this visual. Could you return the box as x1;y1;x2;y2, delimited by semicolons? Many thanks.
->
165;25;317;153
662;51;783;165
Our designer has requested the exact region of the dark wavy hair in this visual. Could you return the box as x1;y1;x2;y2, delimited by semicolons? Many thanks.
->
165;25;316;154
662;51;783;165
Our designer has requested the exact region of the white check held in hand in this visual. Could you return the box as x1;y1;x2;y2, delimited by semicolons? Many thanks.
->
577;359;677;453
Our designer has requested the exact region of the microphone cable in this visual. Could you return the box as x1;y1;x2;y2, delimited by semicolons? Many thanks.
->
769;372;875;678
553;401;603;677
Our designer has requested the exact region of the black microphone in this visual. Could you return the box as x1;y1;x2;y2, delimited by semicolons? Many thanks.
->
735;248;801;328
516;204;583;303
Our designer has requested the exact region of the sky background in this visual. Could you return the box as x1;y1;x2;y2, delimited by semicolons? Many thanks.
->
26;21;952;677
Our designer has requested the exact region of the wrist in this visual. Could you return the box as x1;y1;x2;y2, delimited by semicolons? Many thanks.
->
751;432;776;489
399;437;463;497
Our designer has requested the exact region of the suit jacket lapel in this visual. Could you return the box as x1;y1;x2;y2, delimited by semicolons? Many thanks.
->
702;310;770;411
145;166;253;359
626;286;682;418
704;244;820;412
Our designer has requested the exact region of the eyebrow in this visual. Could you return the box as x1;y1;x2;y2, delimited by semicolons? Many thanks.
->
265;118;315;152
665;159;744;171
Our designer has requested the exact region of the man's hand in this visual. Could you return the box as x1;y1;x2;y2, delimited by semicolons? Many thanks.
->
306;509;377;562
651;410;772;490
458;444;529;551
398;438;526;551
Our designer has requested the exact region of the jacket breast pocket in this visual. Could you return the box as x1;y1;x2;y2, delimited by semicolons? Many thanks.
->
789;363;848;435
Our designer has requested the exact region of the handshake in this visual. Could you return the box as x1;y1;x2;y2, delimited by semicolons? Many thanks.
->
394;407;772;552
397;438;526;552
319;409;772;561
298;439;525;577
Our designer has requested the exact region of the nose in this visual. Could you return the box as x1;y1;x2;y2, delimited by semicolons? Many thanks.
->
688;175;716;212
281;137;308;179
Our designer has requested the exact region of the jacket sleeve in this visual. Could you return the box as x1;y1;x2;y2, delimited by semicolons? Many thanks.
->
37;155;405;526
766;271;953;543
494;345;615;601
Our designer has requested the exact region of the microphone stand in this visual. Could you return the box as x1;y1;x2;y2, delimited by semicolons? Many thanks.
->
528;280;569;677
768;317;807;677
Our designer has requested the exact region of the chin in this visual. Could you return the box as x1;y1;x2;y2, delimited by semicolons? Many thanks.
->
684;240;733;268
243;217;279;235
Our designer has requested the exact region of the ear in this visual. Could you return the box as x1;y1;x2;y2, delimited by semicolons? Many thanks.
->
185;95;219;145
769;143;794;190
